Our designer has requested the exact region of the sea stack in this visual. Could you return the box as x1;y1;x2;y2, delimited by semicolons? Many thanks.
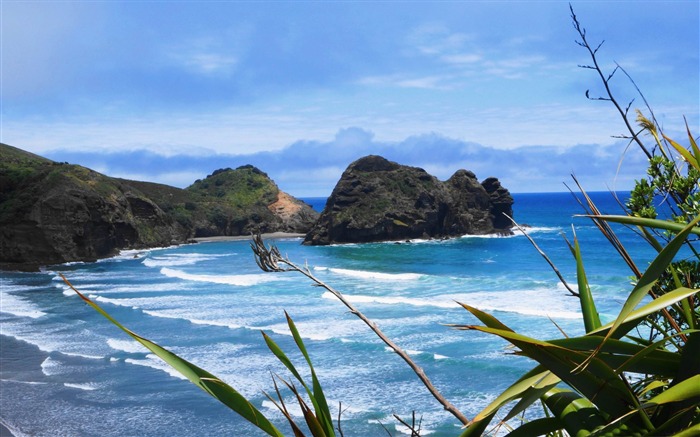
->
303;155;513;245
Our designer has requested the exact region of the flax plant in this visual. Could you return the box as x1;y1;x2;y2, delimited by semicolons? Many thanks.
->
454;8;699;436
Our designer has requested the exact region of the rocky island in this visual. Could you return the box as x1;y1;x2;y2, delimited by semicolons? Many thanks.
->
0;143;318;271
304;155;513;245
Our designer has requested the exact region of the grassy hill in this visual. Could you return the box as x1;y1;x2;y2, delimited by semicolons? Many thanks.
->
0;143;318;270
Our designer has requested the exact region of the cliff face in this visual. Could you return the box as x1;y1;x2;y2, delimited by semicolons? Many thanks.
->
303;155;513;245
184;165;318;236
0;152;188;270
0;144;318;270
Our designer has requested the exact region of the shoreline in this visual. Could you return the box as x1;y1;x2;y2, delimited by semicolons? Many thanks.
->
192;232;305;242
0;334;51;437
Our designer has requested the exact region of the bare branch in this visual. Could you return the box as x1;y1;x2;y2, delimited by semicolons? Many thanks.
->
570;4;653;160
593;40;605;54
393;411;423;437
504;215;579;297
250;234;471;426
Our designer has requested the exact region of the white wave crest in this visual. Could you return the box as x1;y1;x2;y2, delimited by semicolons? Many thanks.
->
64;382;101;391
107;338;148;354
142;309;243;330
316;267;422;281
125;354;187;380
0;290;46;319
322;292;454;308
159;267;278;286
40;356;63;376
322;288;581;320
142;253;225;268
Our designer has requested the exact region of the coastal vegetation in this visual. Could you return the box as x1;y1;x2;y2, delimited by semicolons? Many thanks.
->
58;6;699;437
0;151;317;270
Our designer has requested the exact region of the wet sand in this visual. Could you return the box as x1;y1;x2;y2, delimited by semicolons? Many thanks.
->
192;232;305;242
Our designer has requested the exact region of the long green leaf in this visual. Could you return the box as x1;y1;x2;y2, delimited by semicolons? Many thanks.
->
502;371;561;423
542;388;608;436
460;365;553;434
505;417;562;437
596;215;700;346
643;375;700;407
61;275;283;437
547;336;681;376
464;325;642;422
687;122;700;168
455;302;514;332
581;215;700;237
665;133;699;170
284;312;334;436
590;287;699;339
671;423;700;437
459;411;497;437
470;367;554;423
262;325;334;436
571;231;602;332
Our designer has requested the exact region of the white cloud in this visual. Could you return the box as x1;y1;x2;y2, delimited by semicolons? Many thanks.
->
440;53;483;65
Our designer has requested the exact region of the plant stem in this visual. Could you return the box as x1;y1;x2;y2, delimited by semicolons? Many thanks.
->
251;234;470;426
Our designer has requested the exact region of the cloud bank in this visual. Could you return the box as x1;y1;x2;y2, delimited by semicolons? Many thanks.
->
43;127;649;197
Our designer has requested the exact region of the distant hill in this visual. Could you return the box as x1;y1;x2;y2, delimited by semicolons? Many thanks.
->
0;143;318;271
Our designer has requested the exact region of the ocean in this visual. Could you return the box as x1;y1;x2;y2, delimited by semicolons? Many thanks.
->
1;192;657;436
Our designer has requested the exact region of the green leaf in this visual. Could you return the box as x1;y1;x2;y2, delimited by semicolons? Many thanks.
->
590;287;699;339
284;312;334;436
542;388;608;436
502;371;561;423
547;335;682;376
643;375;700;407
455;302;514;332
61;275;283;437
595;215;700;347
672;423;700;437
504;417;562;437
687;122;700;168
572;231;602;332
470;367;555;424
581;215;700;237
465;325;642;421
664;133;699;170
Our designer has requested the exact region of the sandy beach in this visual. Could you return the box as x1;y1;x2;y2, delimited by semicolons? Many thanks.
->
192;232;305;243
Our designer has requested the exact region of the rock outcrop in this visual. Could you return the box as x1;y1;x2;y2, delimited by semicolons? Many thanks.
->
303;155;513;245
0;143;318;270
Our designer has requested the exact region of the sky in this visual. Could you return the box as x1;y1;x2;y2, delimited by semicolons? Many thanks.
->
2;1;698;197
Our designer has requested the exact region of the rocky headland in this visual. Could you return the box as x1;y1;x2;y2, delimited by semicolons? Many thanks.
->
0;143;318;271
304;155;513;245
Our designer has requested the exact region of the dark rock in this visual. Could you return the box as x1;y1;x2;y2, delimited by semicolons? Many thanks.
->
304;155;513;245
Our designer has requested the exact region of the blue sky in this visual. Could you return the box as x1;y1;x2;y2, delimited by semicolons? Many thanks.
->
2;1;698;196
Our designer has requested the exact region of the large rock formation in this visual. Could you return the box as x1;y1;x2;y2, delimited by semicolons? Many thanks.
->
303;155;513;245
0;143;318;270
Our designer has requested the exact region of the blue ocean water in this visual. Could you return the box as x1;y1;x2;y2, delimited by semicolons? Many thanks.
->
1;192;658;436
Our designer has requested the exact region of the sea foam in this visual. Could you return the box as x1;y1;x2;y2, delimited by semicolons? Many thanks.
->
0;289;47;319
321;287;581;320
160;268;279;286
316;267;423;281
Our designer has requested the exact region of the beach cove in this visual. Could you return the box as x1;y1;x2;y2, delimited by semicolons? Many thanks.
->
1;192;656;435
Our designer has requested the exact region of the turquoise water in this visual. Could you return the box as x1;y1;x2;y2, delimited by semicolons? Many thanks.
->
1;192;656;436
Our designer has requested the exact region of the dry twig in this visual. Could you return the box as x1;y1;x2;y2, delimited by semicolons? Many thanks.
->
250;234;470;426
